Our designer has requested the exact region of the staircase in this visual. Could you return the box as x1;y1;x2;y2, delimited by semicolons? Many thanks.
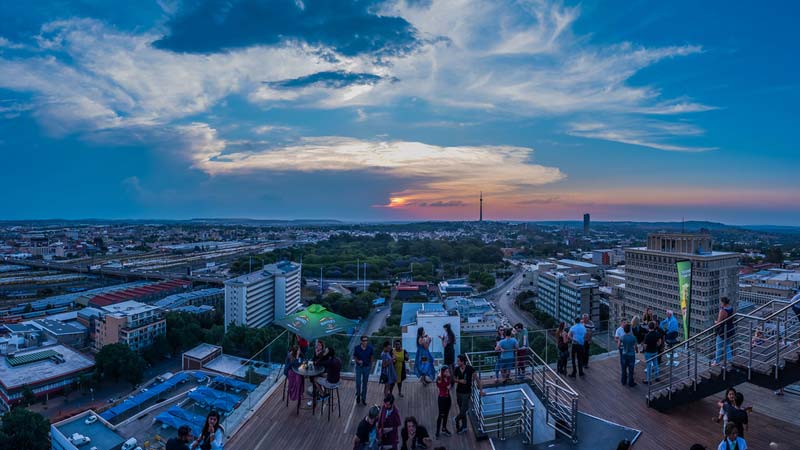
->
646;294;800;412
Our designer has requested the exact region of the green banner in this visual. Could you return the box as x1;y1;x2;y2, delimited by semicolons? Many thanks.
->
676;260;692;340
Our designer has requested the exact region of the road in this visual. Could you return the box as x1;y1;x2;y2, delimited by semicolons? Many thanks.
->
347;303;392;361
480;270;536;329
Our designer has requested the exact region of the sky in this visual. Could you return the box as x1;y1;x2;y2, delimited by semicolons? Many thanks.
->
0;0;798;225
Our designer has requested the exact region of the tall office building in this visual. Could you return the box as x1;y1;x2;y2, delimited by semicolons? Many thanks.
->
583;213;590;235
624;233;739;335
536;266;600;325
224;261;302;331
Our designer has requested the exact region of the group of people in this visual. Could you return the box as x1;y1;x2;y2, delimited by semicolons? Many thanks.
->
353;353;483;450
555;313;595;377
283;335;344;408
165;411;224;450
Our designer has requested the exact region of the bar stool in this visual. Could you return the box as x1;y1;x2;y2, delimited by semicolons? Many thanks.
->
318;382;341;421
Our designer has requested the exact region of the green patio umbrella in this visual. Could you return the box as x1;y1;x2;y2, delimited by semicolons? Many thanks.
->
274;304;359;341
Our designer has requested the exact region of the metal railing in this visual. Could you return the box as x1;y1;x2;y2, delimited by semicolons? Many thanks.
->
471;385;535;443
646;294;800;403
466;346;579;442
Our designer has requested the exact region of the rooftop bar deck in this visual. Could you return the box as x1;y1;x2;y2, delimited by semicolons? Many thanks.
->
229;377;492;450
560;353;800;450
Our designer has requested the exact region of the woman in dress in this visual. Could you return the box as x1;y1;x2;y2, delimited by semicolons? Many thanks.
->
556;322;569;375
392;340;408;398
435;366;453;438
381;341;398;396
191;410;224;450
284;345;303;403
415;327;435;384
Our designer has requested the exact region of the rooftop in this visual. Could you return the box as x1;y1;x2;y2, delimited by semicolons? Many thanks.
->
627;247;738;257
32;319;85;336
228;378;491;450
0;344;94;390
400;302;446;326
226;261;301;285
54;411;125;450
183;343;222;360
101;300;160;316
557;258;599;268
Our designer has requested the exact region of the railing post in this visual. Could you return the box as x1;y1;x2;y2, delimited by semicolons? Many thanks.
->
748;320;753;380
668;351;673;400
775;315;782;381
501;396;506;440
722;325;728;381
693;338;698;391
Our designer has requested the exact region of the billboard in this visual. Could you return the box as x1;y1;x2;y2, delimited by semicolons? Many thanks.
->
676;260;692;340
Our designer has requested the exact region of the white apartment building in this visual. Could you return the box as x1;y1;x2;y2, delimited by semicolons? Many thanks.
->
624;233;739;335
536;269;600;325
224;261;302;331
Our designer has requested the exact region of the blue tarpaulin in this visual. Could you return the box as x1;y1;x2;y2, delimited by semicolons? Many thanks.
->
212;375;256;392
100;372;189;421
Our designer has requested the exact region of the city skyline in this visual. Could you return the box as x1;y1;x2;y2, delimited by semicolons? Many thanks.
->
1;1;798;224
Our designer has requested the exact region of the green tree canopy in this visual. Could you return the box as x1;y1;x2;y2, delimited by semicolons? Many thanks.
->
94;343;146;387
0;408;50;450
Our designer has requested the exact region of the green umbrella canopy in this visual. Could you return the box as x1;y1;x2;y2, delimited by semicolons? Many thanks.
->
274;304;359;341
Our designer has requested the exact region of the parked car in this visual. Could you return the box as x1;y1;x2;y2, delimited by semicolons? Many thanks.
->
69;433;91;446
121;438;138;450
84;415;98;425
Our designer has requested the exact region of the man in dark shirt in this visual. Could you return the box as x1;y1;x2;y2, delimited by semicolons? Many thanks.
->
643;321;662;384
453;354;484;434
353;406;380;450
353;335;374;405
165;425;193;450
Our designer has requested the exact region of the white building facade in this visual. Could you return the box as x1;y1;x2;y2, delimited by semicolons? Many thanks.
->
224;261;302;331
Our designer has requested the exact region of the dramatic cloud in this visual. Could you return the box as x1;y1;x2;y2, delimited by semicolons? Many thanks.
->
154;0;420;57
175;124;565;207
568;121;716;152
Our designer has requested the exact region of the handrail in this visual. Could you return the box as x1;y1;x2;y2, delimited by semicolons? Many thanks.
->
646;294;800;404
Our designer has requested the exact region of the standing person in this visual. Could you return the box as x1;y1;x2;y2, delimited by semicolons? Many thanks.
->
400;416;433;450
377;394;402;450
392;340;409;398
513;323;528;379
493;326;504;380
453;354;484;434
723;392;750;438
717;423;747;450
631;316;646;355
435;366;453;438
614;319;628;352
495;328;518;383
581;314;595;369
416;328;435;384
297;334;309;359
556;322;569;375
191;411;224;450
642;307;654;325
441;324;456;369
353;406;380;450
660;310;680;366
381;341;398;396
354;335;375;406
620;324;637;387
284;345;303;403
166;425;193;450
568;317;586;378
714;297;735;366
643;321;662;384
715;387;737;433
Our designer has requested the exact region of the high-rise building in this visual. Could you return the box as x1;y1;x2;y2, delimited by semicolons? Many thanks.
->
583;213;590;235
624;233;739;335
536;268;600;325
224;261;302;331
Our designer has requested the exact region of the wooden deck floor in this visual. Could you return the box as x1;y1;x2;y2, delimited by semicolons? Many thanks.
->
563;353;800;450
228;377;493;450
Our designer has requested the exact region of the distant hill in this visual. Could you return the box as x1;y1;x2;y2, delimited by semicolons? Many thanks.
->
530;220;733;231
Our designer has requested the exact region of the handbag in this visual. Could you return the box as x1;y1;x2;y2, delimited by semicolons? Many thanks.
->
380;372;388;384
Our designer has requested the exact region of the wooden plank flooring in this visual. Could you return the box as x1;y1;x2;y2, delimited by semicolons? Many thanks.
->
563;354;800;450
227;377;493;450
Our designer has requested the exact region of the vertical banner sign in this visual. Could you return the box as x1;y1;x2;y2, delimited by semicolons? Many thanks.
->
676;260;692;340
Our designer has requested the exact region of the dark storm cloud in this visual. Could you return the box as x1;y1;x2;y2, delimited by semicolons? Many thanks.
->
154;0;420;57
267;70;386;89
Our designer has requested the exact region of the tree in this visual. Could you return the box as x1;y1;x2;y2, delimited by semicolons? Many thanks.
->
765;246;785;264
94;343;146;387
0;408;50;450
21;386;36;407
144;335;170;364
